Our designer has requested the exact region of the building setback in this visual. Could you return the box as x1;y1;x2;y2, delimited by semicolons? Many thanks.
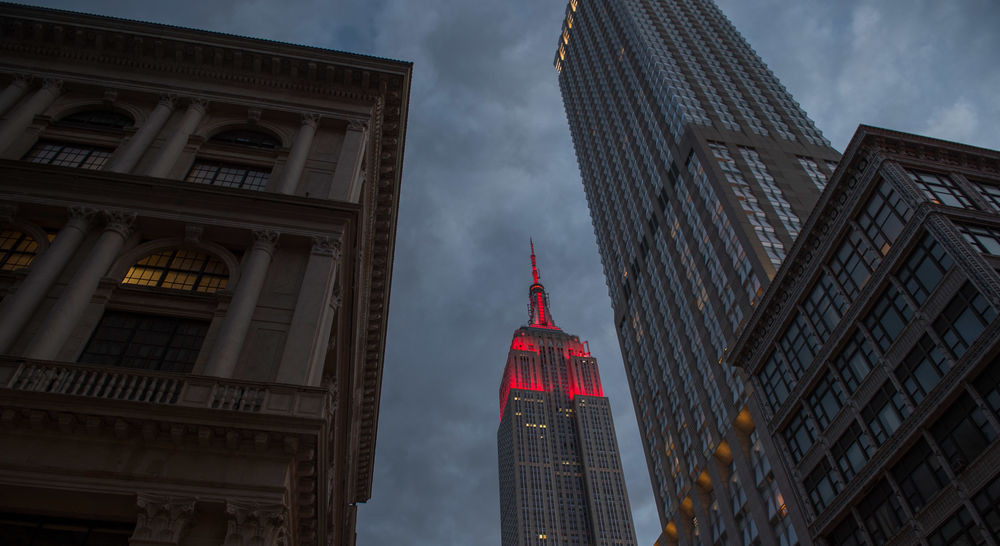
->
554;0;839;544
730;126;1000;545
498;245;637;545
0;4;410;545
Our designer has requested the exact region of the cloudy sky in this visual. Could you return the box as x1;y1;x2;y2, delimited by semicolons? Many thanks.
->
23;0;1000;543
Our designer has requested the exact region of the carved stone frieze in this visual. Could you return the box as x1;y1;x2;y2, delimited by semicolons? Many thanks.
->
251;229;280;252
310;236;341;259
132;493;196;545
223;501;289;546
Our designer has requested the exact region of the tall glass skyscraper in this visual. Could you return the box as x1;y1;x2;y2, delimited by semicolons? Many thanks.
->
497;245;637;545
554;1;840;544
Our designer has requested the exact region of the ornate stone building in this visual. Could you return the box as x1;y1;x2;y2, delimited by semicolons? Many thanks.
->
730;126;1000;545
0;4;410;545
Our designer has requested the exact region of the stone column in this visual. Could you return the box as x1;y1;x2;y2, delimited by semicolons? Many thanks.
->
145;99;206;178
24;209;135;361
0;75;31;117
106;96;175;173
276;236;340;385
204;230;277;378
0;79;62;155
331;120;368;202
0;206;96;353
223;501;288;546
130;493;196;546
275;114;319;195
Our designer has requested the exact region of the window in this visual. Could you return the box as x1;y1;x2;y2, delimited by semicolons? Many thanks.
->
758;352;794;409
778;313;819;376
933;282;997;358
210;129;279;149
185;161;270;191
782;407;816;463
927;507;988;546
831;422;873;482
972;180;1000;211
0;229;39;271
908;170;975;208
895;334;949;405
78;311;209;373
122;249;228;293
861;381;910;445
890;438;949;513
973;359;1000;418
807;370;844;429
896;233;954;306
863;285;913;352
930;393;998;473
972;475;1000;540
826;516;865;546
959;224;1000;256
23;140;112;170
856;179;911;256
805;458;840;512
828;229;878;297
833;330;876;393
859;479;906;544
801;273;846;341
55;109;132;130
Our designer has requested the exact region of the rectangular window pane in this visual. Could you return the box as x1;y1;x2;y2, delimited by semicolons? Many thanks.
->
933;282;997;358
890;438;949;513
908;170;975;209
896;232;954;307
79;311;209;373
930;393;998;473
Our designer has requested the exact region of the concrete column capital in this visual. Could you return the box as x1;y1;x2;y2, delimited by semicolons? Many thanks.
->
131;493;197;546
66;205;99;230
223;501;288;546
301;113;321;128
101;209;137;239
157;94;178;109
10;74;32;87
310;235;341;259
251;229;279;253
40;78;63;92
186;97;209;113
347;119;368;132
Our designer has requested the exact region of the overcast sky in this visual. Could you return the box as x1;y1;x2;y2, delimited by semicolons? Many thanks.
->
22;0;1000;543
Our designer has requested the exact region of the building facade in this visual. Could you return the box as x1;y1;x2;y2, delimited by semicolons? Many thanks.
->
498;245;637;545
0;4;410;545
730;126;1000;545
554;1;840;544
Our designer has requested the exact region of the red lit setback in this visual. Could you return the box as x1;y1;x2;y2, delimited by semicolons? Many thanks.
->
499;332;603;415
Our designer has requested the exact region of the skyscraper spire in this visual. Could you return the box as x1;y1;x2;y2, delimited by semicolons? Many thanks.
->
527;240;557;329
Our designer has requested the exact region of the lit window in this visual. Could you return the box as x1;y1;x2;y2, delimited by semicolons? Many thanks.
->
122;249;228;293
23;140;111;170
0;229;39;271
186;161;270;191
908;170;974;209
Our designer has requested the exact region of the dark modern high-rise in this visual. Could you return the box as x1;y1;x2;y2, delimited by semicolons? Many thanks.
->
554;1;840;544
498;245;637;546
730;126;1000;546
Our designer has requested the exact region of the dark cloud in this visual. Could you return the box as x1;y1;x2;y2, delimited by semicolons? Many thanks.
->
20;0;1000;544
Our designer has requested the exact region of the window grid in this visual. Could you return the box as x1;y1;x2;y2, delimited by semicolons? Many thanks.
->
828;229;879;298
896;232;954;307
831;421;873;482
908;170;975;209
959;224;1000;256
855;180;911;257
185;161;270;191
861;381;910;445
971;474;1000;540
932;282;997;358
23;141;111;170
859;479;906;544
833;329;876;393
122;249;228;293
930;393;998;474
863;285;913;352
0;230;39;271
895;334;949;405
927;507;988;546
890;438;948;514
78;311;209;373
972;180;1000;211
807;370;844;429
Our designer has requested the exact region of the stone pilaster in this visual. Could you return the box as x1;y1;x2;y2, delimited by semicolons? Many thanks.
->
0;78;62;155
108;95;176;173
146;98;207;178
275;114;319;195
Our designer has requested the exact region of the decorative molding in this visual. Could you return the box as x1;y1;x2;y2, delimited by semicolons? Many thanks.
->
132;493;197;545
301;113;321;129
0;203;16;224
224;501;289;546
101;209;136;238
184;225;204;244
251;229;279;252
310;236;341;259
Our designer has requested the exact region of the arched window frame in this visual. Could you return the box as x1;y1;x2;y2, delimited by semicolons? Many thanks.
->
183;123;288;192
0;221;51;273
22;103;138;171
108;238;240;295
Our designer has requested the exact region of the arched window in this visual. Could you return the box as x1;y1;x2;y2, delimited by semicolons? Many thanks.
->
0;229;39;271
55;109;133;130
121;249;228;293
210;129;279;149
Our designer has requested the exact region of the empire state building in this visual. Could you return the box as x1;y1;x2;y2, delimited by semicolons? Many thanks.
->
497;244;637;545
